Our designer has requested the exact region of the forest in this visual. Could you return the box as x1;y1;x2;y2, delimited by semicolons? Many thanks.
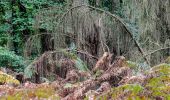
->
0;0;170;99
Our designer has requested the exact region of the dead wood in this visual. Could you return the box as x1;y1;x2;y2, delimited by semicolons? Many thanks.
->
57;58;76;79
118;74;146;85
96;55;131;86
96;82;111;93
93;52;112;72
61;79;98;100
64;69;79;83
60;54;132;99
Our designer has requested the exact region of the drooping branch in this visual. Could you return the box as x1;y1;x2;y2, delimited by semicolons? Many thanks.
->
56;4;150;65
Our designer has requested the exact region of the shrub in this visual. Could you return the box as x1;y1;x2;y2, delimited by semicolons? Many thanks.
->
0;46;25;72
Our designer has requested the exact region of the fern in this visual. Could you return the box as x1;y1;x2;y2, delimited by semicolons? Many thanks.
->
24;63;35;78
74;58;89;72
61;49;90;72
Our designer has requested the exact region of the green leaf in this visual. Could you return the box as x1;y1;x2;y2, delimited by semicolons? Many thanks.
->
74;58;89;71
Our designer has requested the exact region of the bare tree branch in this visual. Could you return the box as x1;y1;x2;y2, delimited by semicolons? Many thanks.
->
144;47;170;57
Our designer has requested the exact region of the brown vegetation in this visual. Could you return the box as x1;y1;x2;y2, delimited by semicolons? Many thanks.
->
0;52;170;100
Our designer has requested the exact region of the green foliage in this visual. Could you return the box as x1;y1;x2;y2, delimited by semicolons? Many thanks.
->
0;0;66;72
24;63;35;78
111;84;144;99
0;46;25;72
126;61;150;75
0;33;9;46
126;61;139;69
0;0;65;54
61;49;90;72
144;64;170;98
74;58;89;72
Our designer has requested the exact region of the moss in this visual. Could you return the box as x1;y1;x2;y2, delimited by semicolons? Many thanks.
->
0;71;20;85
144;63;170;98
97;62;170;99
0;85;59;100
111;84;144;99
1;59;170;99
126;61;139;69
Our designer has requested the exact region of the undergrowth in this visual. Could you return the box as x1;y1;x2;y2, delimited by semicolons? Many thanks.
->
0;46;25;72
0;54;170;100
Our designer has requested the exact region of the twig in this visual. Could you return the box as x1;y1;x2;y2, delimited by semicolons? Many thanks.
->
65;49;98;60
42;49;98;60
144;47;170;57
76;50;99;60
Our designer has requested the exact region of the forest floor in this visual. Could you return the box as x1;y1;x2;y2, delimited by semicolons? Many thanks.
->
0;53;170;100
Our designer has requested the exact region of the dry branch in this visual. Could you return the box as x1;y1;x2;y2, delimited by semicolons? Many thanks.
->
60;54;132;99
144;47;170;57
